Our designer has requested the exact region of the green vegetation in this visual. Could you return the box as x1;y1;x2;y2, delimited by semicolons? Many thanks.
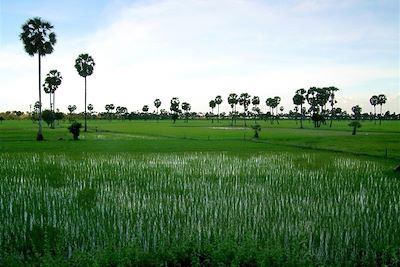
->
0;119;399;265
0;152;399;266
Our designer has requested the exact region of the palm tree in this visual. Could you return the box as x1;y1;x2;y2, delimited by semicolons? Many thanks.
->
252;96;260;122
214;95;223;122
170;97;180;123
75;53;95;132
209;100;216;123
349;121;361;135
272;96;281;124
142;105;149;120
182;102;191;122
377;94;387;124
369;95;378;124
228;93;238;125
43;69;62;128
154;99;161;114
351;105;362;120
20;17;56;140
327;87;339;127
67;105;77;121
293;89;306;128
265;97;273;123
87;104;94;117
239;93;251;126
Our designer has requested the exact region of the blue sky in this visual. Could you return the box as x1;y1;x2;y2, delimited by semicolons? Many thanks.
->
0;0;399;113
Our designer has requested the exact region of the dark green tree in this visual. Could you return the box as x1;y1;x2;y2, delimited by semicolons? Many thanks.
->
293;88;306;128
214;95;222;122
377;94;387;125
252;96;260;122
349;121;361;135
154;99;161;114
43;69;62;128
75;53;95;132
369;95;378;124
209;100;216;123
239;93;251;126
228;93;238;125
68;122;82;140
181;102;191;122
170;97;180;123
20;17;56;140
327;87;339;127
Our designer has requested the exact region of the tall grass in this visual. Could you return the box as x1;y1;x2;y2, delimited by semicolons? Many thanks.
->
0;153;399;265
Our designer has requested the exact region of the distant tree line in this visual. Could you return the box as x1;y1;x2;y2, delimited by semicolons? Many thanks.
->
13;16;398;140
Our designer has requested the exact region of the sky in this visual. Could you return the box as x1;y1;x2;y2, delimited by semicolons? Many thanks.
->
0;0;399;114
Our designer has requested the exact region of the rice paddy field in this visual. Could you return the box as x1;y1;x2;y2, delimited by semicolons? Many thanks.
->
0;119;399;266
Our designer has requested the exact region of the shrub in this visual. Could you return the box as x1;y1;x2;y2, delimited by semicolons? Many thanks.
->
68;122;82;140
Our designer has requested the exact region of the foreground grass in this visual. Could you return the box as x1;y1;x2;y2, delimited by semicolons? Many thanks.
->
0;152;399;266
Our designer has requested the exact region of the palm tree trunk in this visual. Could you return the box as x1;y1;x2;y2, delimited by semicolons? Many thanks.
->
37;55;43;141
379;104;382;125
374;106;376;124
52;92;56;128
217;105;219;123
84;76;87;132
300;104;303;129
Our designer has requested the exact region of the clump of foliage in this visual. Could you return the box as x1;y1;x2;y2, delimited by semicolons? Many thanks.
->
41;109;54;127
0;116;4;124
349;121;362;135
68;122;82;140
251;124;261;138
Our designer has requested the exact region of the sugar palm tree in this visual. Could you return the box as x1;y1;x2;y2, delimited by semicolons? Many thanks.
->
20;17;56;140
209;100;216;123
214;95;223;122
87;104;94;117
182;102;191;122
43;69;62;128
228;93;238;125
252;96;260;122
154;99;161;114
369;95;378;124
239;93;251;126
75;53;95;132
377;94;387;125
293;89;306;128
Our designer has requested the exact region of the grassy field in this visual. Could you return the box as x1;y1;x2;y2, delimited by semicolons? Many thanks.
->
0;119;399;266
1;119;399;158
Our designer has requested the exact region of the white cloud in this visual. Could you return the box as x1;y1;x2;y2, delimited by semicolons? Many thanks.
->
1;0;398;114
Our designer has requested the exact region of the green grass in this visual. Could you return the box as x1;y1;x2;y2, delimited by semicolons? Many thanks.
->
0;119;399;265
1;119;399;159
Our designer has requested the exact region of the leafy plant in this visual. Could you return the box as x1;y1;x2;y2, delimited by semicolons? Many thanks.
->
68;122;82;140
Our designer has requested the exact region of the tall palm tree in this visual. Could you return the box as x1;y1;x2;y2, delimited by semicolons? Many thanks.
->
327;87;339;127
272;96;281;124
43;69;62;128
293;89;306;128
170;97;180;123
182;102;191;122
154;99;161;114
369;95;378;124
214;95;223;122
75;54;95;132
209;100;216;123
252;96;260;122
239;93;251;126
20;17;56;140
377;94;387;125
228;93;238;125
87;104;94;117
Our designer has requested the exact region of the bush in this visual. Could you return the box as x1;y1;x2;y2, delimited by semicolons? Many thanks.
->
68;122;82;140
